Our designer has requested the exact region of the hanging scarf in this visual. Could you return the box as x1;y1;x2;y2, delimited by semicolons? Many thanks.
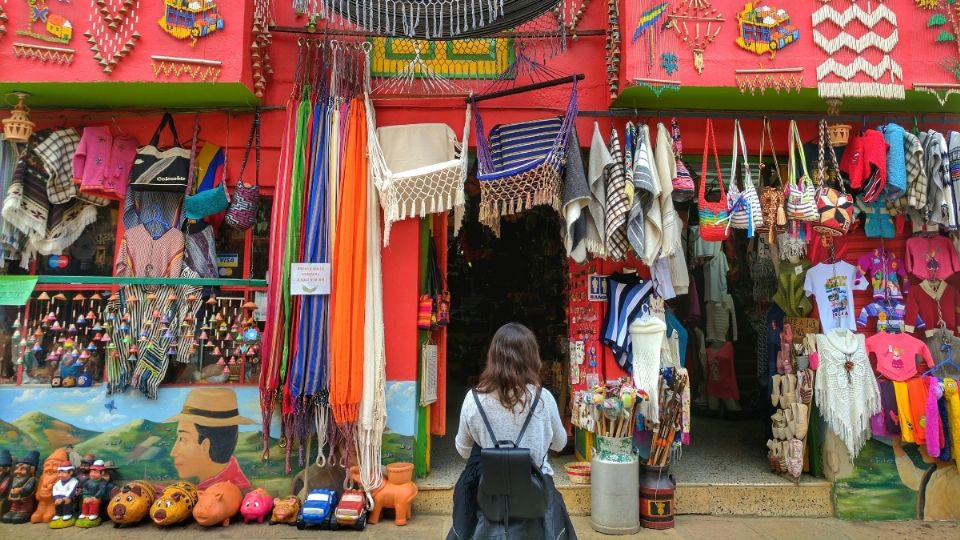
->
585;123;610;258
261;94;299;457
330;97;369;431
814;329;881;458
637;124;663;266
0;136;25;261
604;128;630;261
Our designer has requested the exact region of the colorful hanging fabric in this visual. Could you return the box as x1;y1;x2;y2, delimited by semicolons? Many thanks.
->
330;97;369;429
260;91;300;457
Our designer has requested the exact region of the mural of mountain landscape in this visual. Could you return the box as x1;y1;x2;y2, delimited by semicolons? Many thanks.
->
0;385;416;491
834;439;920;521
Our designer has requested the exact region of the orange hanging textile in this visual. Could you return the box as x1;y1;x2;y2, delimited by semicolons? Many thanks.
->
330;98;369;426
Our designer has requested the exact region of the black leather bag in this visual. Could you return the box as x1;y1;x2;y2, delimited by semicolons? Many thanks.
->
474;387;549;524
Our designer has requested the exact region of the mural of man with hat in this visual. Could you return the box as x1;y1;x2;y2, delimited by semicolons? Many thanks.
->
168;388;254;491
0;449;13;516
2;450;39;524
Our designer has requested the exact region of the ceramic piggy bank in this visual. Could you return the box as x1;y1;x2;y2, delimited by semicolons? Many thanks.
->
269;496;301;525
240;488;273;524
151;482;198;527
107;481;156;528
193;482;242;527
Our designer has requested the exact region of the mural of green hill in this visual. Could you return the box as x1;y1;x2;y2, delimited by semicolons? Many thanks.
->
0;418;43;460
9;411;99;454
73;419;179;481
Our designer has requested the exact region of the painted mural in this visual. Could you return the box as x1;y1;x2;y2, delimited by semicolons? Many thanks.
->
834;437;960;521
0;383;417;494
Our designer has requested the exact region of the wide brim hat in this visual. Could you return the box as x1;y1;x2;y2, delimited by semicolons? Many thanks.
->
164;387;255;427
101;461;117;470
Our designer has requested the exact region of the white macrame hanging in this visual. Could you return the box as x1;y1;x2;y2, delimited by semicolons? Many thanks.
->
812;0;905;100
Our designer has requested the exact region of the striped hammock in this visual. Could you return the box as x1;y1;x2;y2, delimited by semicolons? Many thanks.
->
472;80;578;235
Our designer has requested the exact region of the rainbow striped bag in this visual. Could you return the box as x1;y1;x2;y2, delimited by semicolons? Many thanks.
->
698;119;731;242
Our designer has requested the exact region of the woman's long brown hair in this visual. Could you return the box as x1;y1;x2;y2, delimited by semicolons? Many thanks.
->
476;323;541;411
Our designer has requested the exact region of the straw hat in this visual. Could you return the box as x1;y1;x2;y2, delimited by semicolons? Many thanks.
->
164;388;254;427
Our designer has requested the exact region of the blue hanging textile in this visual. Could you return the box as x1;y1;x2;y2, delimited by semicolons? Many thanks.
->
601;272;654;371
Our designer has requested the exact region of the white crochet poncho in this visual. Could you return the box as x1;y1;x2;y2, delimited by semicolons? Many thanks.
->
814;329;881;459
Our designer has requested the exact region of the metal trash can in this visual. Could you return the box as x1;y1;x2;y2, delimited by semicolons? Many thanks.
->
589;453;640;534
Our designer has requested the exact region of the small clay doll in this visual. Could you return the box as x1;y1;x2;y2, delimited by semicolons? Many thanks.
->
0;449;13;516
76;454;95;488
100;461;118;500
76;460;110;528
50;461;79;529
2;450;39;524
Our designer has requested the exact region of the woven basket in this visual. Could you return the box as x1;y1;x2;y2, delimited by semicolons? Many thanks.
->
827;124;851;147
564;461;592;484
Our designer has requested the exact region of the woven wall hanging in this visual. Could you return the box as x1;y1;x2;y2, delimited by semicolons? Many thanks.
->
812;0;904;100
913;82;960;106
158;0;224;45
151;55;222;82
735;66;803;95
85;0;142;74
626;0;680;95
669;0;725;74
735;2;799;58
918;0;960;81
17;0;74;44
13;41;75;63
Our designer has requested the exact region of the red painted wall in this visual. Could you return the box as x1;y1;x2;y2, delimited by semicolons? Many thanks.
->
621;0;960;89
0;1;251;84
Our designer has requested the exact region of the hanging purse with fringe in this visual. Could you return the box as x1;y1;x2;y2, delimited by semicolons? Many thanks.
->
784;120;818;222
728;119;764;237
697;119;731;242
757;118;787;242
813;119;855;237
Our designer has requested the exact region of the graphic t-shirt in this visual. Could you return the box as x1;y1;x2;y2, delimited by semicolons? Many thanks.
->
803;261;868;331
865;331;936;381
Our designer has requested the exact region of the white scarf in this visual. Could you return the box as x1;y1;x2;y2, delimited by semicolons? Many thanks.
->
630;314;667;421
585;122;611;258
814;329;881;458
655;123;682;259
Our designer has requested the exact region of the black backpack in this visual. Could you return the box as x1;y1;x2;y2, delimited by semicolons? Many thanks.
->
473;387;549;524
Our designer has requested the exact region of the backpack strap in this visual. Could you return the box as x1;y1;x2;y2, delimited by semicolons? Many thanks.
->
472;387;543;449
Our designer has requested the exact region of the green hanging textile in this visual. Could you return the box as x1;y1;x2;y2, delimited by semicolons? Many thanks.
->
280;89;312;383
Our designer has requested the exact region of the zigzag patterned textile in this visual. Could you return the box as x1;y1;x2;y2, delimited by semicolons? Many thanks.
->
812;0;904;100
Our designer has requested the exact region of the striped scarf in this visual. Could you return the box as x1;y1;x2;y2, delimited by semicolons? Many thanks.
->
0;137;25;261
604;129;630;261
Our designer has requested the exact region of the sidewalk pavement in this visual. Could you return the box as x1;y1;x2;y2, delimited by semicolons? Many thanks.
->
1;516;958;539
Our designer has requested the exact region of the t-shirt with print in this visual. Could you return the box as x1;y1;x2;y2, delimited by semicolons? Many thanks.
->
804;261;869;331
865;332;935;381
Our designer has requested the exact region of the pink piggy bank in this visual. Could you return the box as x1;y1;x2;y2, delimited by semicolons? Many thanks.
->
240;487;274;524
192;482;243;527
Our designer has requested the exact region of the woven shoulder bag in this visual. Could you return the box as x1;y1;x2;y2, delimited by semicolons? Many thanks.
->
671;118;695;202
698;119;730;242
757;118;786;242
784;120;818;222
225;110;261;231
727;119;763;237
813;119;855;236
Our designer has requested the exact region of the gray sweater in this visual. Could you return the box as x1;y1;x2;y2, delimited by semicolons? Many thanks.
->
455;384;567;475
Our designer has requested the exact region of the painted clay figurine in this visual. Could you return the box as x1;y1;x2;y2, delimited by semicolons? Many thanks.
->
77;460;110;527
240;487;273;523
368;462;418;526
75;454;95;488
100;461;119;501
107;480;155;527
193;481;242;527
31;447;68;523
269;495;301;525
151;481;198;526
49;461;79;528
2;450;39;524
0;449;12;516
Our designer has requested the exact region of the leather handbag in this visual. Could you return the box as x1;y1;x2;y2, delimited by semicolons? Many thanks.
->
813;119;855;236
670;118;695;202
474;387;549;524
784;120;818;222
225;110;262;231
130;112;192;192
757;118;786;242
727;119;764;237
697;119;731;242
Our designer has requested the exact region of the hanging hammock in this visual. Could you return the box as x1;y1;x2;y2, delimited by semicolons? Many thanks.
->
472;78;578;235
367;103;471;246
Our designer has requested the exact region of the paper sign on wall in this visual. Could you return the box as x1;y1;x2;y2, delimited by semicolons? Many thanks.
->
290;263;331;295
588;274;608;302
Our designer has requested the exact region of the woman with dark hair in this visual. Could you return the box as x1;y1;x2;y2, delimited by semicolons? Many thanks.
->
448;323;576;540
